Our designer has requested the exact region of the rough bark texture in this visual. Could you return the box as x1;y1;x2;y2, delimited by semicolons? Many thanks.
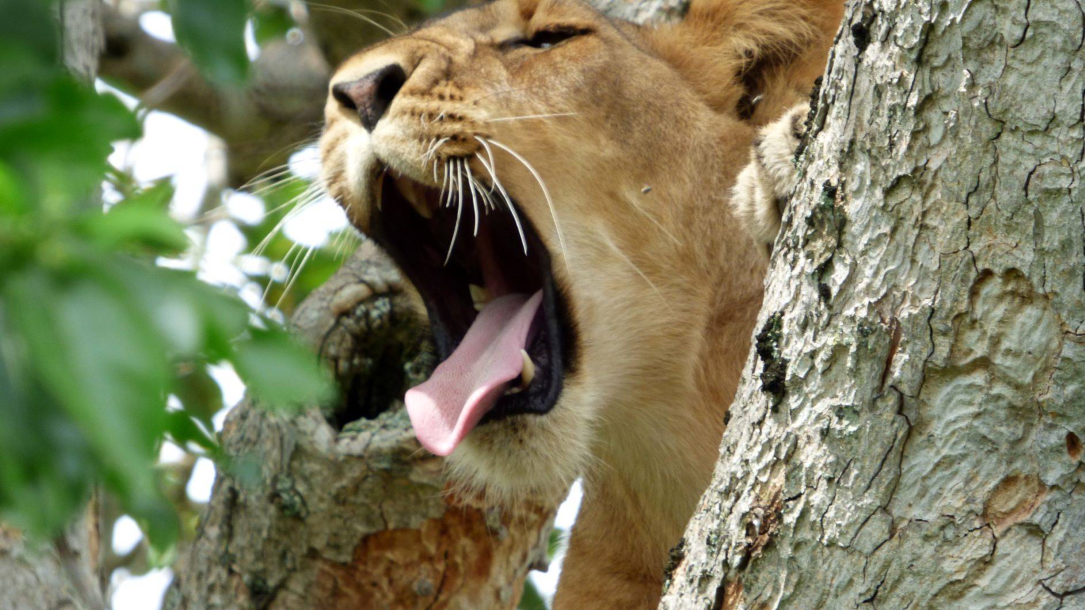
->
0;510;105;610
589;0;688;24
0;3;106;608
661;0;1085;608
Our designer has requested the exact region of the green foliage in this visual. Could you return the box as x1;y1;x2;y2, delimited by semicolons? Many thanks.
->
252;3;296;46
0;0;332;552
517;527;565;609
519;581;549;610
169;0;251;85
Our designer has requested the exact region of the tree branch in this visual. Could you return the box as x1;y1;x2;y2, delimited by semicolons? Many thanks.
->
100;4;329;187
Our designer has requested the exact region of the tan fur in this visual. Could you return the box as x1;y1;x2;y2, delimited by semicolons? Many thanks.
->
319;1;842;606
733;101;811;248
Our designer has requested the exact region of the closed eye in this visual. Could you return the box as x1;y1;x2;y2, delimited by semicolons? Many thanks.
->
501;26;592;51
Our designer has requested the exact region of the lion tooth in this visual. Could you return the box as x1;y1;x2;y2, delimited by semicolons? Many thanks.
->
519;349;535;388
395;176;432;219
470;284;492;311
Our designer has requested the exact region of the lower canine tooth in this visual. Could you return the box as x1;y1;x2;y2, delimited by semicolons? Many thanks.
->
519;349;536;388
470;284;493;311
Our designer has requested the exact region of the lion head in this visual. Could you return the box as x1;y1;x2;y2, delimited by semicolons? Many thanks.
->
320;0;839;520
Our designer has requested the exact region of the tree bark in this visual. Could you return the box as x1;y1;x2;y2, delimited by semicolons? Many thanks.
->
0;509;105;610
661;0;1085;608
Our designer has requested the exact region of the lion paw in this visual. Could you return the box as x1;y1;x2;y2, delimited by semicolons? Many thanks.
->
732;102;809;248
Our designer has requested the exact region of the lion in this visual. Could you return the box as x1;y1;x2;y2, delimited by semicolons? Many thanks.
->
319;0;842;605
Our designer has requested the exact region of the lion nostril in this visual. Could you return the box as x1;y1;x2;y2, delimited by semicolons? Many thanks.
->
331;64;408;132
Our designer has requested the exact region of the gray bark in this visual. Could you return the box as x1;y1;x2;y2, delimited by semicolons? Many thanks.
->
0;509;105;610
0;3;107;609
661;0;1085;608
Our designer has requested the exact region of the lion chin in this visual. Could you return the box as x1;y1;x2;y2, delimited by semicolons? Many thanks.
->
319;0;844;606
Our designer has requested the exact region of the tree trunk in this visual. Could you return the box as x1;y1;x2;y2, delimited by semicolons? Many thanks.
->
661;0;1085;608
0;2;107;609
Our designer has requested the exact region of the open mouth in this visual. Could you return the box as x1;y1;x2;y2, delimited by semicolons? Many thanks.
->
367;163;574;456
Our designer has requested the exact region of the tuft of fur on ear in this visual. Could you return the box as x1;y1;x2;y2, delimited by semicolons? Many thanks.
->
647;0;842;125
732;102;809;248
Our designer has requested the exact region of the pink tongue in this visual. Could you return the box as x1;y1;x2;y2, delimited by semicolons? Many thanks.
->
405;290;543;456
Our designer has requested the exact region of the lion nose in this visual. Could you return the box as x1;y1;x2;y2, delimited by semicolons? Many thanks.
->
331;64;408;132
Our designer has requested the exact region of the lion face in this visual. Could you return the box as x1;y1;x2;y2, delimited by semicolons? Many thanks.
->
320;0;784;504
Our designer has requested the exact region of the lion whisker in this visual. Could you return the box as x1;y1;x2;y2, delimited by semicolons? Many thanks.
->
465;160;481;237
483;137;569;266
444;159;465;265
306;3;400;37
484;112;578;123
603;233;674;315
625;195;682;247
470;160;498;211
439;158;452;206
473;149;528;255
250;183;323;259
423;136;449;168
275;244;317;310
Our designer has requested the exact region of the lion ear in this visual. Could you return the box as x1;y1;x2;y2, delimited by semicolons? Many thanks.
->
647;0;844;125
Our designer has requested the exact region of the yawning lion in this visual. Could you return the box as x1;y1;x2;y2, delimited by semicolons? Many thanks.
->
320;0;842;604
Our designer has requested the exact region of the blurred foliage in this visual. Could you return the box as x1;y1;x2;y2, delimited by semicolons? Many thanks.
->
0;0;334;553
3;0;551;605
170;0;251;85
518;528;565;610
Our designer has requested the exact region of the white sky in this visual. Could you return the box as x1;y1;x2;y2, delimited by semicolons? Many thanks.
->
103;16;581;608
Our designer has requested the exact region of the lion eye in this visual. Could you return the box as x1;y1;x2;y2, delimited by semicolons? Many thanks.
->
502;26;590;51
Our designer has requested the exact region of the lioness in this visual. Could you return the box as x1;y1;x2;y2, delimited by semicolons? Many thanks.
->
320;0;842;605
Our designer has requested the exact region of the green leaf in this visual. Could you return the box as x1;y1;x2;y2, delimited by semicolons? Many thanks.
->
252;5;294;45
164;410;219;454
170;0;251;85
232;328;333;410
173;365;225;425
2;268;166;491
548;527;564;558
0;160;27;216
415;0;448;16
0;0;57;65
0;330;96;537
0;79;140;211
518;579;548;610
81;199;189;254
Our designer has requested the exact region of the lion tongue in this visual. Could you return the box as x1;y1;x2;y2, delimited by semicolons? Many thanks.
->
405;291;543;456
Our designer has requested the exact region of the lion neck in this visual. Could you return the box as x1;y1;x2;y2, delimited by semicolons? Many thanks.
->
554;111;768;577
